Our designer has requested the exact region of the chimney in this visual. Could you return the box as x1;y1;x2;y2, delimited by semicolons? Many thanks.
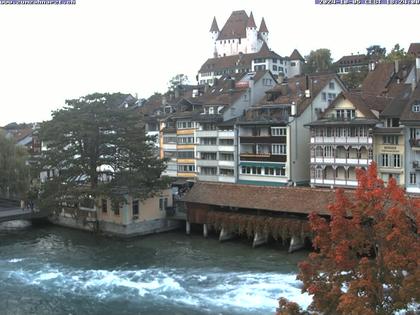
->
369;61;376;72
161;96;167;106
174;86;181;99
394;59;399;75
305;75;311;98
416;55;420;83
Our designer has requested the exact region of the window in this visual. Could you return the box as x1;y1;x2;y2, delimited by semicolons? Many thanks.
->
291;62;296;67
410;128;417;140
315;168;323;179
163;136;177;144
272;58;277;63
113;203;120;216
336;109;355;120
272;65;278;71
410;173;416;184
159;197;168;211
263;78;273;86
101;199;107;213
200;138;217;145
177;151;194;159
380;154;389;167
243;94;248;101
178;164;195;172
220;168;234;176
176;121;194;129
208;107;215;114
264;167;286;176
329;81;335;89
322;92;327;101
200;167;217;175
392;154;401;168
324;146;334;158
220;153;234;160
219;139;234;145
271;127;286;136
201;152;217;160
383;136;398;145
164;151;177;159
272;144;287;155
132;200;139;217
177;136;194;144
412;103;420;112
241;166;262;175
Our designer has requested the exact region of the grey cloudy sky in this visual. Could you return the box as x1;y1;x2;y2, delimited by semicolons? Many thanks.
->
0;0;419;126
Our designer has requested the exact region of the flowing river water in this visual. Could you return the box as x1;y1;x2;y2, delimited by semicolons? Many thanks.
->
0;224;311;315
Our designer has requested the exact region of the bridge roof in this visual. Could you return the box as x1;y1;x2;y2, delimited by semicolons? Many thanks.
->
182;182;348;216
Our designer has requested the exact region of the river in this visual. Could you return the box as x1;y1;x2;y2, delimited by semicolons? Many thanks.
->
0;224;311;315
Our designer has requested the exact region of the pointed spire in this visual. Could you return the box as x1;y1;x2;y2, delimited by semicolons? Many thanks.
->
209;16;219;32
247;11;257;28
259;17;268;33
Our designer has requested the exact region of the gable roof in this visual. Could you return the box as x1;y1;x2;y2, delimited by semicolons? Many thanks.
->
258;73;346;116
335;54;369;66
289;49;304;61
199;46;282;74
182;182;348;216
400;84;420;123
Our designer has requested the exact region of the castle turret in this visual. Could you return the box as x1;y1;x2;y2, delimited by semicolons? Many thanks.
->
246;12;258;54
209;17;219;57
258;17;269;44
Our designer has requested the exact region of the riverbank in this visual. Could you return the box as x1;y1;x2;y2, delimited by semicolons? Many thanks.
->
0;225;310;315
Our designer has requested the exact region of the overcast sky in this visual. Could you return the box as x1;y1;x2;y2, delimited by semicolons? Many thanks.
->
0;0;419;126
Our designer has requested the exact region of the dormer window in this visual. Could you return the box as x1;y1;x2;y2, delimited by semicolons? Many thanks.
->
412;102;420;113
209;107;215;115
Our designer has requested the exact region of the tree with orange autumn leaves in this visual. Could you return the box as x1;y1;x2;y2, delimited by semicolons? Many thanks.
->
277;163;420;315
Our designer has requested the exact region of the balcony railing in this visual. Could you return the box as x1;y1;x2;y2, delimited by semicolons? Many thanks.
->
311;136;372;144
409;139;420;148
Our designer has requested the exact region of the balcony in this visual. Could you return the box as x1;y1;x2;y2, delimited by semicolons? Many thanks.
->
196;159;218;167
196;145;218;152
218;131;234;138
240;136;286;144
409;139;420;150
219;160;235;167
196;130;218;137
311;157;372;166
311;136;373;145
240;153;287;163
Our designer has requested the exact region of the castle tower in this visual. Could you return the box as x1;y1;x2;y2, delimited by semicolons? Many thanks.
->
258;17;269;44
246;12;258;54
209;17;220;58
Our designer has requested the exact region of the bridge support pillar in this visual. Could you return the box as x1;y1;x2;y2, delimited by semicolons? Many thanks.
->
289;235;305;253
252;232;268;248
219;228;235;242
186;221;191;235
203;223;208;238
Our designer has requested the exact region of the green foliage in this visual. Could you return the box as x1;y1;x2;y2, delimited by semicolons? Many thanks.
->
366;45;386;60
340;68;369;90
304;49;333;74
0;131;30;199
168;74;189;91
384;44;414;62
36;93;170;211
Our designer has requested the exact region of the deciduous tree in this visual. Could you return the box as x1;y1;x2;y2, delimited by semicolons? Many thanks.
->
304;49;333;74
0;131;30;199
278;163;420;315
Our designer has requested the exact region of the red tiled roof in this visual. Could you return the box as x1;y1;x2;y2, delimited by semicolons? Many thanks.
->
408;43;420;56
258;17;268;33
182;182;348;216
218;10;249;40
400;84;420;122
199;46;282;74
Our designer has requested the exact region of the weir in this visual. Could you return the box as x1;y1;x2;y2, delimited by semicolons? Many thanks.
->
252;232;268;248
219;228;235;242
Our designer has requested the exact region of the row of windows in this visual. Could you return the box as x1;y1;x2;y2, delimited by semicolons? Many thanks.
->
199;167;235;176
383;135;399;145
241;166;286;176
271;127;287;136
177;121;195;129
313;127;368;137
379;154;401;168
101;198;168;217
178;165;195;172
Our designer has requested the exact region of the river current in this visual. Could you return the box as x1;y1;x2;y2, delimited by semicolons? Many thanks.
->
0;225;310;315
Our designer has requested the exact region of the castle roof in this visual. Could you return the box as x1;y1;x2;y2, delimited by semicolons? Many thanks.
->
209;16;219;33
247;11;257;28
218;10;249;40
289;49;305;62
258;17;268;33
